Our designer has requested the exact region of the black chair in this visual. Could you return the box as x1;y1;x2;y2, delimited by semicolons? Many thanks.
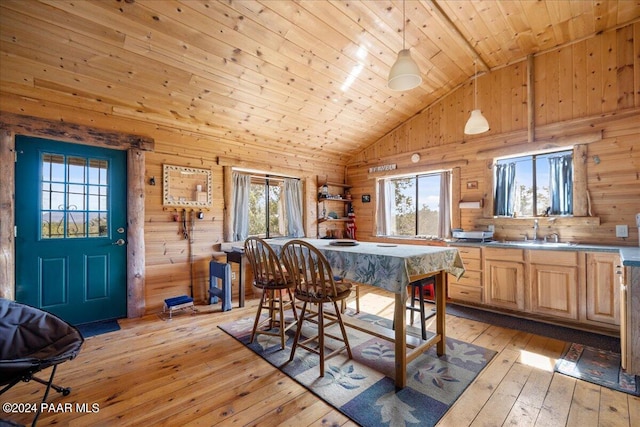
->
406;276;436;340
0;298;84;426
393;276;436;340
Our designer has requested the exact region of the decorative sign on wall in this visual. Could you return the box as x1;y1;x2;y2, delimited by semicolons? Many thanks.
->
163;164;212;208
362;194;371;203
368;164;397;173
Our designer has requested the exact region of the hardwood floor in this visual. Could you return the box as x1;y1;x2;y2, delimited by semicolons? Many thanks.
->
3;286;639;426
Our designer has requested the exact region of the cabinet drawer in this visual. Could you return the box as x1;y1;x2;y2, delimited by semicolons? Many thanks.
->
461;258;481;271
450;269;482;287
484;247;524;262
529;250;578;266
449;284;482;303
454;246;481;260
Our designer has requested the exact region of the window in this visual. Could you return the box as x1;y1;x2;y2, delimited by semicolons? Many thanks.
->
377;171;450;238
249;177;287;238
494;150;573;217
41;153;109;239
232;171;303;241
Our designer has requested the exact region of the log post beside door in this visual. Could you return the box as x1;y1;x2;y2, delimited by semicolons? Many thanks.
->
0;130;15;300
127;148;146;318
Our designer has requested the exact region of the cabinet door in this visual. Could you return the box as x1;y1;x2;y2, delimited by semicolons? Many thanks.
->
620;266;627;369
586;252;620;325
530;264;578;319
485;260;524;310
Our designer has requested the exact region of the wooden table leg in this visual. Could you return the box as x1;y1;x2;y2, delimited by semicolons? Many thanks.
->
436;270;447;355
394;291;407;388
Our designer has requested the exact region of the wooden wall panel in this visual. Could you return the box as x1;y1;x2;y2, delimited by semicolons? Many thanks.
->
347;23;640;248
0;97;347;314
2;20;639;315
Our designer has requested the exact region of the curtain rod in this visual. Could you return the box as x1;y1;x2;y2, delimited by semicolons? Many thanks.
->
233;167;299;181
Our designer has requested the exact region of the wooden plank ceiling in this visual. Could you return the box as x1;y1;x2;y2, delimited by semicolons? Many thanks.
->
1;1;639;163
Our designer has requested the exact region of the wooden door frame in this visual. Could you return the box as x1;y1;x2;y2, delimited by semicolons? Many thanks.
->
0;112;154;318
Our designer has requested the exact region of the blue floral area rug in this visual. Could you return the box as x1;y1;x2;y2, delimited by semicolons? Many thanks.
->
219;312;496;427
555;343;639;396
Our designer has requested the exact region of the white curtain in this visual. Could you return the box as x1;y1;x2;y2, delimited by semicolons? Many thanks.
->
284;178;305;237
438;171;451;238
232;172;250;241
376;179;393;236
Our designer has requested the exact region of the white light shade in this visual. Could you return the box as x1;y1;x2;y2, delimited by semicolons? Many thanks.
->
464;109;490;134
388;49;422;91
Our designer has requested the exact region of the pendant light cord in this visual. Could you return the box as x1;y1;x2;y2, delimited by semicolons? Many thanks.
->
402;0;406;50
473;60;477;109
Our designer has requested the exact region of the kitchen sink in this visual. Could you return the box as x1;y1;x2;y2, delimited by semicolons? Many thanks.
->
488;240;576;248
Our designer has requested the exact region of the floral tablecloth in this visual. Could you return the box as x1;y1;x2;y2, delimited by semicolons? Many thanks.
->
266;238;465;294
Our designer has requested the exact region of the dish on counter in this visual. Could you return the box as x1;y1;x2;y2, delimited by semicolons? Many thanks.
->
329;239;359;246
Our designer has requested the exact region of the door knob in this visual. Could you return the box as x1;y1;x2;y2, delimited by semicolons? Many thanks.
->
113;238;126;246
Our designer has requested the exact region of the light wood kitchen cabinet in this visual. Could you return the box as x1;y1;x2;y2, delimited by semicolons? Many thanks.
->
620;265;628;369
585;252;620;326
484;248;525;310
448;246;482;303
620;265;640;375
528;250;581;320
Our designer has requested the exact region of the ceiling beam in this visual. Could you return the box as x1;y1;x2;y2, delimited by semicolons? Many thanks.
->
427;0;490;71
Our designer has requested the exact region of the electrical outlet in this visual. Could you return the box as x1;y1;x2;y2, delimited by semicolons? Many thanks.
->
488;225;495;232
616;225;628;238
231;272;236;280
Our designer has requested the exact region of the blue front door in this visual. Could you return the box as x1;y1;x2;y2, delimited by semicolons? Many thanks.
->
15;136;127;324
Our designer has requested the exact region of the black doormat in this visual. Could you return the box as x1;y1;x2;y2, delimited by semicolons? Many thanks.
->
75;319;121;338
445;303;620;353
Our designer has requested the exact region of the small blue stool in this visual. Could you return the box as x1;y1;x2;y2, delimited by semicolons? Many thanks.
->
163;295;195;319
209;261;232;312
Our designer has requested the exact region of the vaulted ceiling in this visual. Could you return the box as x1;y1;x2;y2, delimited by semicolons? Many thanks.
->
1;1;639;163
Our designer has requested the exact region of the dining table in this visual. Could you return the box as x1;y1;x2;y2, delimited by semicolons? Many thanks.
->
266;237;466;388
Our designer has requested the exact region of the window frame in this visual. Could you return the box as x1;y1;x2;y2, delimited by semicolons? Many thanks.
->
377;169;450;239
248;176;287;239
493;147;574;218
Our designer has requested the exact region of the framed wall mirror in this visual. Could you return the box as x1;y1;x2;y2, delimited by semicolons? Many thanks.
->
163;164;212;208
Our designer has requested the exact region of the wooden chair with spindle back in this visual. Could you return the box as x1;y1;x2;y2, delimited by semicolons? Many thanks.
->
280;239;353;376
244;237;297;349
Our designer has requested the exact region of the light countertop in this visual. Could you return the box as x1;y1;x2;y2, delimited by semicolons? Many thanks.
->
447;240;640;267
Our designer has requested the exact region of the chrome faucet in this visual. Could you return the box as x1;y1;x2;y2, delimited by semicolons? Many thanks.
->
545;233;560;243
533;219;539;241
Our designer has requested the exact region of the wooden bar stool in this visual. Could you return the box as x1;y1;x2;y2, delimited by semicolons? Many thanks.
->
280;239;353;377
393;276;436;340
406;276;436;340
244;237;298;350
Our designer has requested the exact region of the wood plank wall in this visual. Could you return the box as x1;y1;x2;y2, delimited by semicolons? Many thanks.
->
1;23;639;315
346;23;640;247
0;100;346;314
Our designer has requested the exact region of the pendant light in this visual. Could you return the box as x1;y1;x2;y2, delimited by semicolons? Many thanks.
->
388;0;422;91
464;60;489;134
